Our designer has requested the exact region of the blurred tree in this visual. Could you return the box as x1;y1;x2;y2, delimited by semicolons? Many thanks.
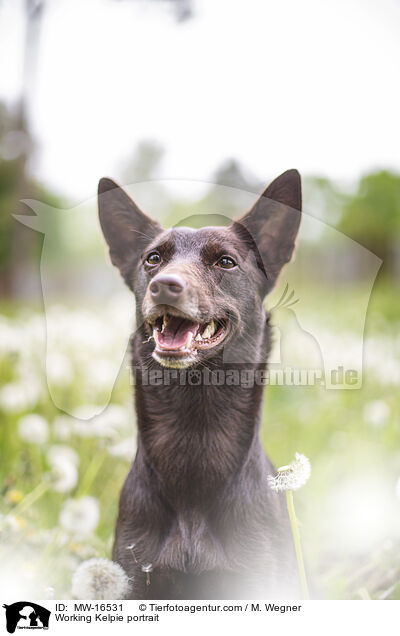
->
0;106;21;295
122;140;165;183
205;158;263;217
0;100;36;296
160;158;264;228
303;176;346;225
0;0;65;297
338;171;400;275
0;102;63;296
213;158;263;193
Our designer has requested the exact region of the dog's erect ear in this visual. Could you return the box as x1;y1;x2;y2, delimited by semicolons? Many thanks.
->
98;178;162;288
233;169;301;290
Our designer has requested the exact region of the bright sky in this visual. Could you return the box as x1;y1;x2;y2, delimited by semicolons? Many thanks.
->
0;0;400;203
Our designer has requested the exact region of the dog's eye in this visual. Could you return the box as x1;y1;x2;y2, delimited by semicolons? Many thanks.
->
216;255;237;269
145;252;161;266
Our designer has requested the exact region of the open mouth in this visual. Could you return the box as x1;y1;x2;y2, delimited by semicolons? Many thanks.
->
146;312;229;363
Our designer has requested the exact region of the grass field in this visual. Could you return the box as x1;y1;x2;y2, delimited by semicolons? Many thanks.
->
0;283;399;599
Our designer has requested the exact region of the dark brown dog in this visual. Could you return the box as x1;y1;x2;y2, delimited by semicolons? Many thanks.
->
98;169;301;599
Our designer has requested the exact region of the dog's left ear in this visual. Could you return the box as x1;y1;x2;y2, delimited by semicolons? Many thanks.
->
98;178;162;289
233;169;301;289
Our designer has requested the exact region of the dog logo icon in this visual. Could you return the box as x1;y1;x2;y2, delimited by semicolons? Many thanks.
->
2;602;50;634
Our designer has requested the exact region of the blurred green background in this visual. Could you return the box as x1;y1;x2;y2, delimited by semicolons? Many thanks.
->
0;0;399;600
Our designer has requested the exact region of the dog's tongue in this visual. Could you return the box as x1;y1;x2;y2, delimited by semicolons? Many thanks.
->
156;316;199;350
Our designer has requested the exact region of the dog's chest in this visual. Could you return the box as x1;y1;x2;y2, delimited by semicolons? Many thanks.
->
140;384;258;504
156;512;229;574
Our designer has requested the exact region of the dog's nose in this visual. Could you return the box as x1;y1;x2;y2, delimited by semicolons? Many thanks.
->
149;274;187;302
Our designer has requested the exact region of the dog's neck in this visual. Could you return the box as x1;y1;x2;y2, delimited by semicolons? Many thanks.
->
131;316;270;511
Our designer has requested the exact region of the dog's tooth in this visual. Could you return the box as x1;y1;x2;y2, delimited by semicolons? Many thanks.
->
186;332;193;347
162;315;169;330
201;324;212;339
202;320;215;339
195;333;202;342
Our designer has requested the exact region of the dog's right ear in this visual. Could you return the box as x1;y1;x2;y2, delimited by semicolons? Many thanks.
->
98;178;162;288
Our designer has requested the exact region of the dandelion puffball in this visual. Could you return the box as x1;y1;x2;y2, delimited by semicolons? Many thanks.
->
72;558;130;599
48;458;78;493
268;453;311;492
47;445;79;466
59;496;100;535
18;414;49;444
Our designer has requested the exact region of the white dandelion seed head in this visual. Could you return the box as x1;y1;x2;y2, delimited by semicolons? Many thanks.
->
0;319;22;355
72;558;130;599
0;381;42;414
99;404;130;431
0;384;28;414
107;437;136;462
268;452;311;492
18;414;49;444
59;496;100;536
2;514;21;532
47;445;79;466
47;458;78;493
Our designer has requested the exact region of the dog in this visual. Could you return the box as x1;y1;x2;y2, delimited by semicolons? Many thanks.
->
98;169;302;599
